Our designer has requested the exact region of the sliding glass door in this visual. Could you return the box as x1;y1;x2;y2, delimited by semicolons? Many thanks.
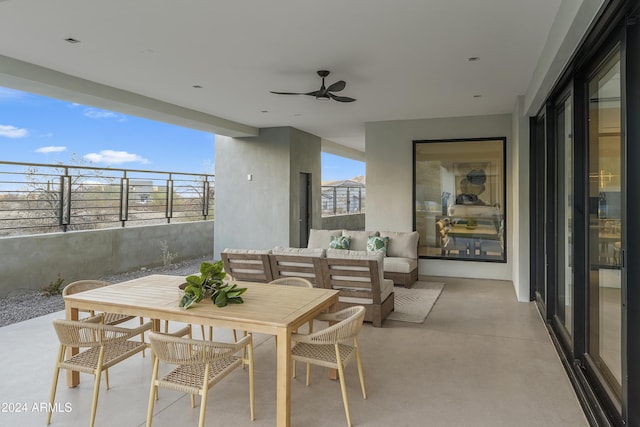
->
586;47;622;403
555;93;573;340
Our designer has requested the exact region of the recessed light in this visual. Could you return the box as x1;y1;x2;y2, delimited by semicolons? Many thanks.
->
64;38;80;44
468;57;480;61
294;113;302;117
192;85;203;89
473;94;482;98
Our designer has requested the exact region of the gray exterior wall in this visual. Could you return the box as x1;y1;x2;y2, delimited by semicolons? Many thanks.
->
214;127;321;257
289;128;323;246
321;213;365;231
365;114;514;283
0;221;214;297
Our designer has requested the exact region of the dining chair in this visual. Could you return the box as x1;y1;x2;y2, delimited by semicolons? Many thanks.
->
63;280;148;355
146;331;255;427
151;324;192;402
290;305;367;427
269;277;314;372
48;315;152;427
269;277;313;334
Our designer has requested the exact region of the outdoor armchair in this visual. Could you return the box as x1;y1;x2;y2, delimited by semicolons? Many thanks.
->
48;315;152;427
146;331;255;427
290;305;367;427
63;279;148;355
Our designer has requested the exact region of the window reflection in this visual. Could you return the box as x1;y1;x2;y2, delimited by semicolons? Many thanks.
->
587;49;622;399
414;139;506;262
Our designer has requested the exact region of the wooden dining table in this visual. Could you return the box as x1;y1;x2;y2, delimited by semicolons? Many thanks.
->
63;274;340;427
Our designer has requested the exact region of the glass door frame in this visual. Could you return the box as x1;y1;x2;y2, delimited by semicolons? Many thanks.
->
529;1;640;424
582;42;623;414
551;87;575;352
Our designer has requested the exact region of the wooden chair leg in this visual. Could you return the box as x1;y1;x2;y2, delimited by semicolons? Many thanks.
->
90;370;102;427
198;365;211;427
147;358;160;426
47;345;64;425
199;325;214;340
336;345;352;427
355;340;367;399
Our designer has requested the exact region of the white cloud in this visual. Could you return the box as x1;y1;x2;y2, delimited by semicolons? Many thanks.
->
83;108;126;121
0;124;29;138
84;150;150;165
35;146;67;153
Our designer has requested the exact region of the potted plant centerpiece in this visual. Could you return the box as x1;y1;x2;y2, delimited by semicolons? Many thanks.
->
179;260;247;309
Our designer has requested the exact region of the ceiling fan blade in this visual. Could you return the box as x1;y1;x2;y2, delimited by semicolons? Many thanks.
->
327;80;346;92
305;90;320;97
270;91;306;95
329;93;356;102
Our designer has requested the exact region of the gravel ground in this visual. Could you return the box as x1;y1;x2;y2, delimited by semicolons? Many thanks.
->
0;256;208;328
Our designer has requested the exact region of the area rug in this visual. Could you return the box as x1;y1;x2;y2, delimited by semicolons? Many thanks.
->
387;281;445;323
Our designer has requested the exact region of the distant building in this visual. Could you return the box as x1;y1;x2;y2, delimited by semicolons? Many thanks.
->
130;180;153;203
321;178;365;215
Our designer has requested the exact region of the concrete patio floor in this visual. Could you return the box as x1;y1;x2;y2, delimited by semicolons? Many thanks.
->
0;276;587;427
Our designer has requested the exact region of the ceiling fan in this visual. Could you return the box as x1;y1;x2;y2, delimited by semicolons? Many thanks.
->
270;70;356;102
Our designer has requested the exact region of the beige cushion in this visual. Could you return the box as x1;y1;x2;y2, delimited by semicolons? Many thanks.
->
383;257;418;274
272;247;324;257
341;230;378;252
379;231;419;259
222;248;272;255
307;229;342;249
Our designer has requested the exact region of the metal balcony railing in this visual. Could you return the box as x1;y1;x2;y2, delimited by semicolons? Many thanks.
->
0;161;214;237
321;185;365;216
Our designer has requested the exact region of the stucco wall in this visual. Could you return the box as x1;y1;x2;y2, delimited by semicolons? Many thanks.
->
289;128;323;246
321;213;365;231
214;127;321;257
0;221;214;297
365;114;514;283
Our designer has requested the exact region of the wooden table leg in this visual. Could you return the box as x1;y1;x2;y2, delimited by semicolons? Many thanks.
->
65;304;80;387
276;327;292;427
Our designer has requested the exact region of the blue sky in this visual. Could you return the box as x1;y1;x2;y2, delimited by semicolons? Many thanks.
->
0;86;364;181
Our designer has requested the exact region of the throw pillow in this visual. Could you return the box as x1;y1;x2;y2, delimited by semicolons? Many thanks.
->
329;235;351;250
366;236;389;255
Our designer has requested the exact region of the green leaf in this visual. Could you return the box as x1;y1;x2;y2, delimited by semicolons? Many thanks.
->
180;261;244;310
179;293;197;309
214;291;228;307
226;287;247;298
199;262;214;275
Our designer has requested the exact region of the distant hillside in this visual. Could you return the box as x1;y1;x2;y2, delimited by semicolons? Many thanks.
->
322;175;365;186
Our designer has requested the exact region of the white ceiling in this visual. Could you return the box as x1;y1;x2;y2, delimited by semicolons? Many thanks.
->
0;0;561;153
